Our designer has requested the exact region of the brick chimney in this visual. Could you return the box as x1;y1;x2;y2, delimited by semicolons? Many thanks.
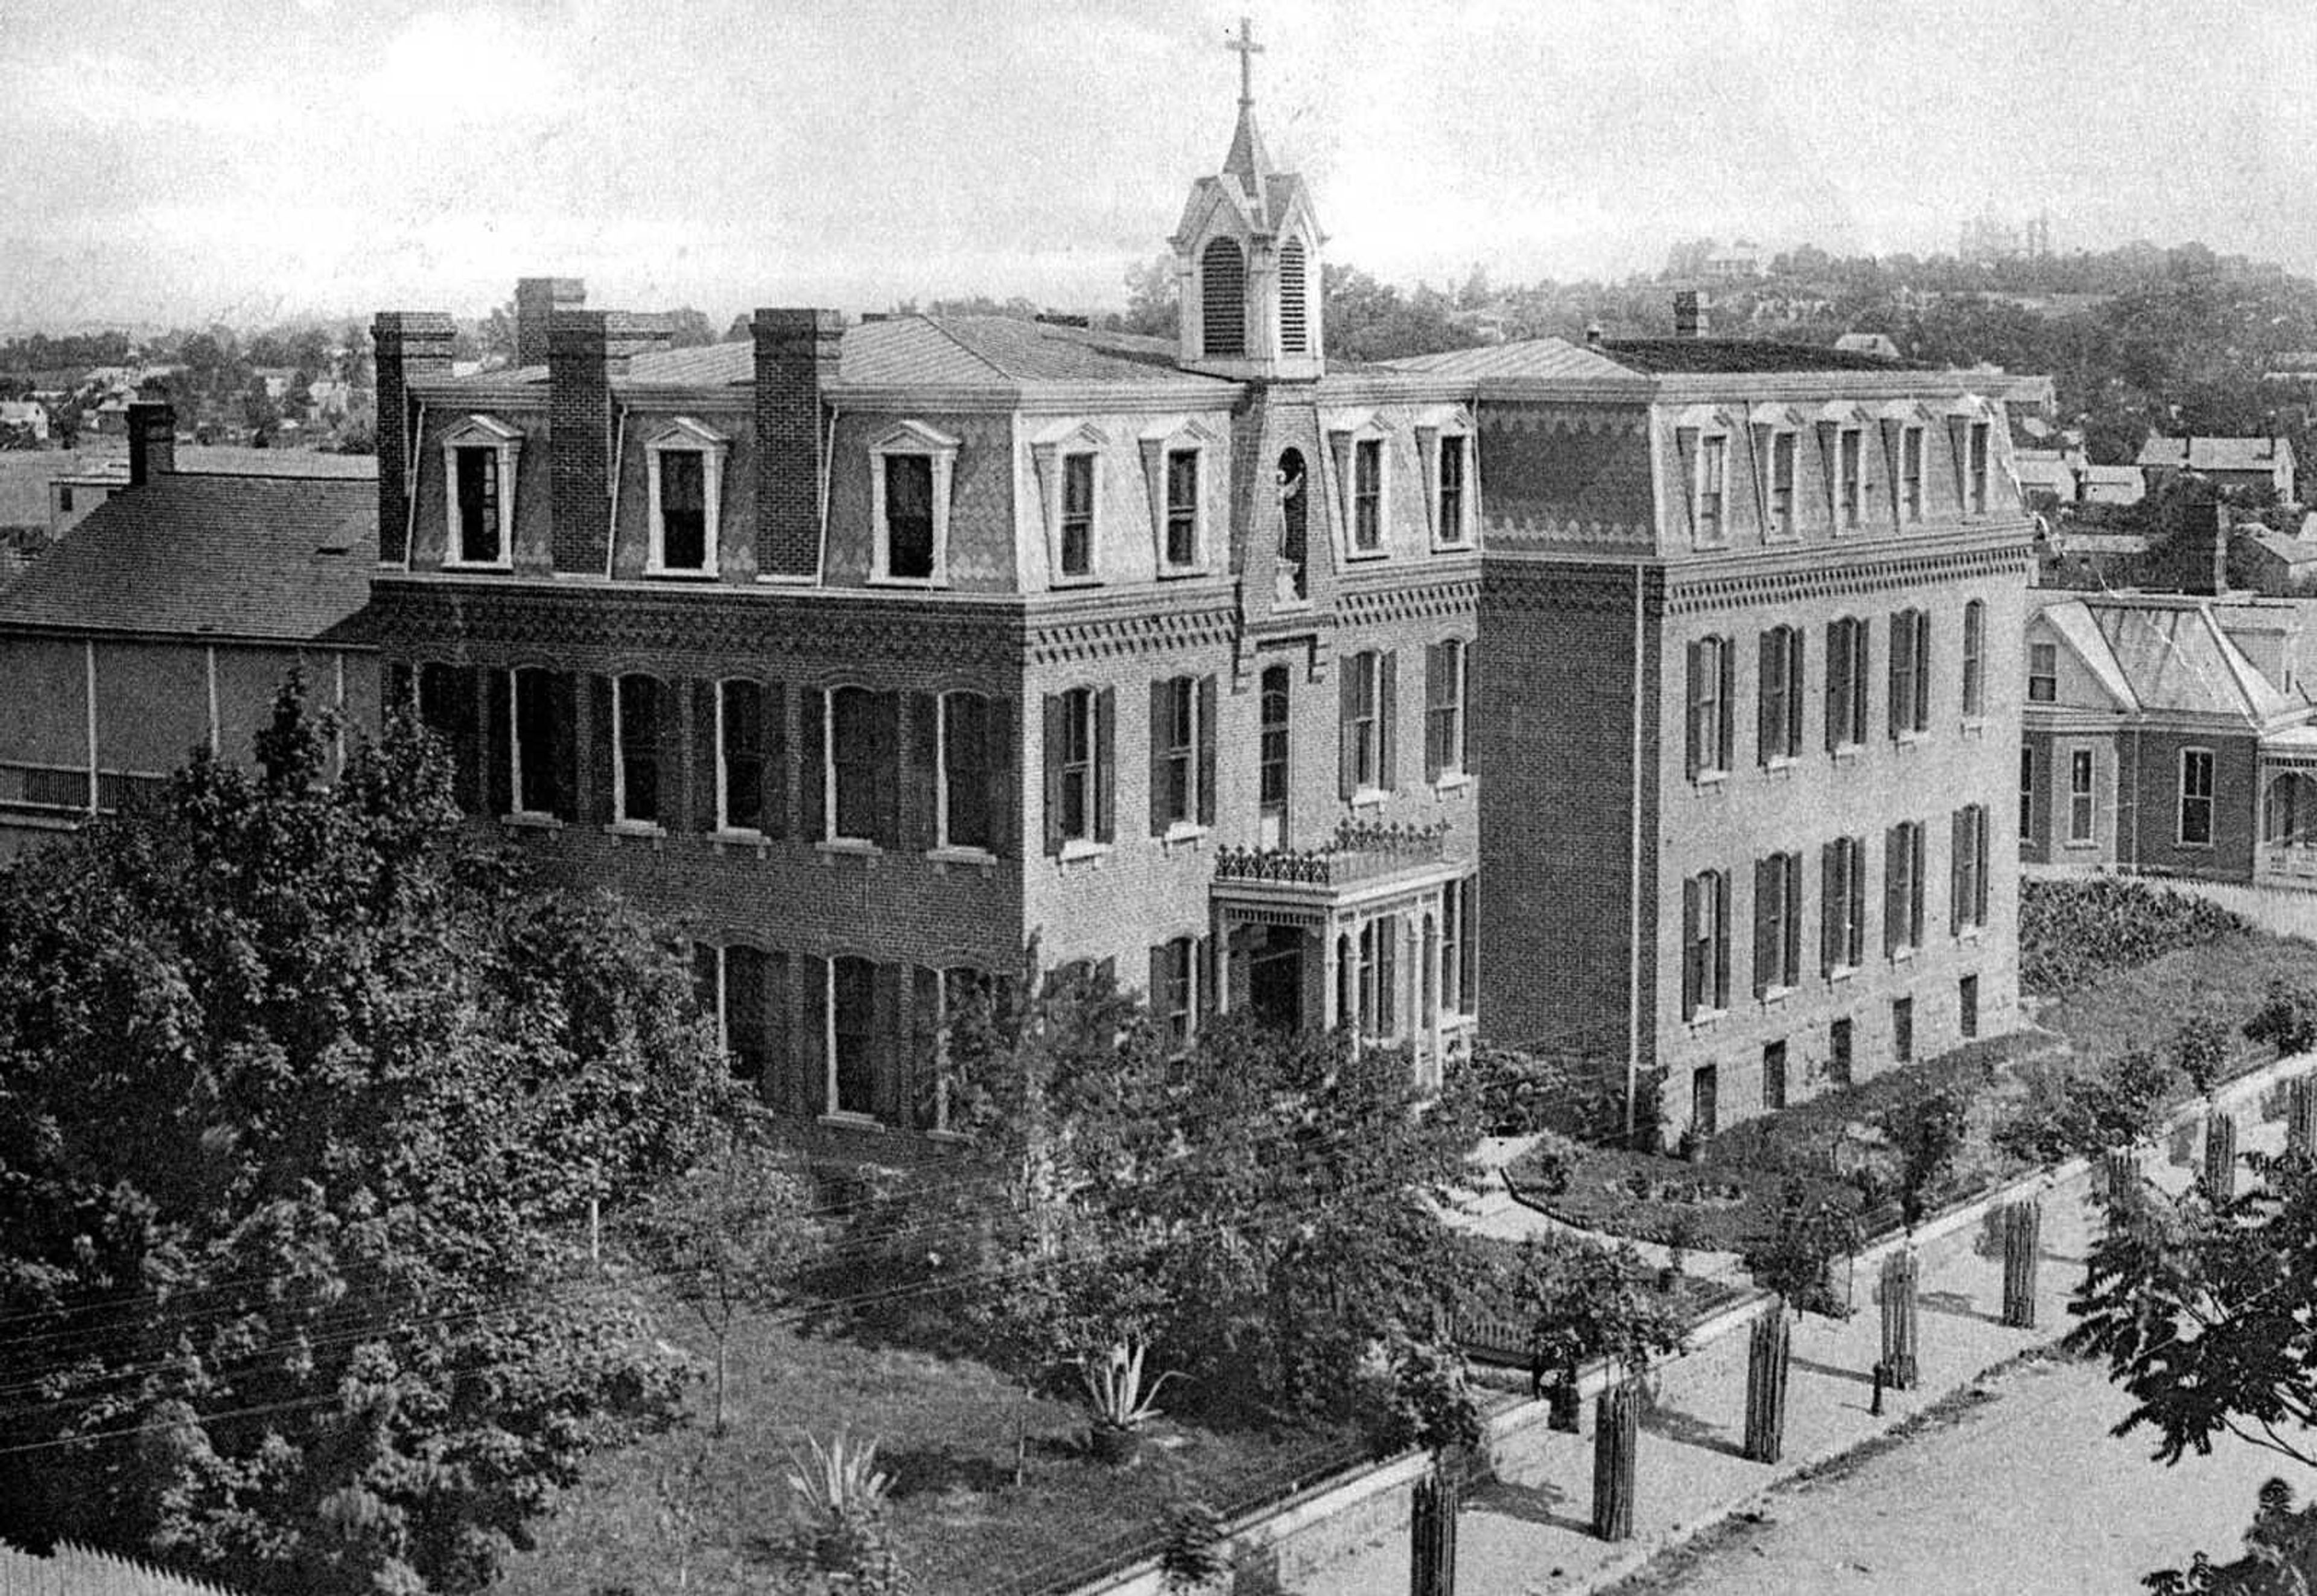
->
515;276;585;370
127;401;175;487
1674;291;1706;339
372;312;456;566
752;309;844;580
2178;478;2227;596
548;309;670;574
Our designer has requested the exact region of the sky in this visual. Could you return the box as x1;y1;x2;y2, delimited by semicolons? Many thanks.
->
4;0;2316;332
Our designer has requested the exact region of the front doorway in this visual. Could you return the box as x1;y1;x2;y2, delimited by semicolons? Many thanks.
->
1248;923;1304;1031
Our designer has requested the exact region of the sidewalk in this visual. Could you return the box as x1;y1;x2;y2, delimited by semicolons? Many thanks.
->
1331;1087;2294;1595
1453;1135;1749;1285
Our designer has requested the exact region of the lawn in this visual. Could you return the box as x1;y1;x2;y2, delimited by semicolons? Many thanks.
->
2035;927;2317;1077
492;1282;1374;1596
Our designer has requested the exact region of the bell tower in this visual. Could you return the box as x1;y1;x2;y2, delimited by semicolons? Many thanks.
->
1172;17;1324;381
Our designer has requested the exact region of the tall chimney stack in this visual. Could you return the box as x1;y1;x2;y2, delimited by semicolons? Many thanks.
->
1674;290;1706;339
549;308;670;574
752;309;845;581
515;276;585;370
127;401;175;487
372;312;457;567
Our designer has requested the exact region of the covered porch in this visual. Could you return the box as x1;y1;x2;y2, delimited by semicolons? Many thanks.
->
2258;730;2317;888
1210;820;1476;1089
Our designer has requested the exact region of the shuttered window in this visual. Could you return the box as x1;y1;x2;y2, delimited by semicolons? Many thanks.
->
1201;238;1246;357
1279;238;1308;354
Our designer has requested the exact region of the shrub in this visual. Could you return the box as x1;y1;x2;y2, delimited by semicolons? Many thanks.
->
1458;1043;1619;1138
2020;879;2248;994
2248;978;2317;1060
2173;1014;2237;1098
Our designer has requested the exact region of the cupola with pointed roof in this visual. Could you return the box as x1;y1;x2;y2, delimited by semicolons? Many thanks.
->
1172;17;1324;381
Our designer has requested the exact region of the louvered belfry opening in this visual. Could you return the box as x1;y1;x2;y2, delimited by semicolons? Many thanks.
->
1280;238;1308;354
1202;237;1247;355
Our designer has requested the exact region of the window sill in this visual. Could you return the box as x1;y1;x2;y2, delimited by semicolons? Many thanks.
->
1344;545;1390;563
2061;838;2100;851
1058;839;1111;865
1432;772;1473;796
501;812;565;830
928;844;999;871
1430;538;1475;556
1159;822;1209;852
604;819;667;840
1156;563;1214;580
1051;574;1104;590
1685;1008;1727;1035
868;574;946;590
1350;786;1392;811
1957;926;1985;946
817;1111;885;1133
444;559;513;573
1960;716;1988;739
2175;841;2217;852
1892;946;1918;965
1760;984;1796;1008
1830;964;1860;984
1893;730;1928;748
1759;757;1796;781
711;826;771;847
1831;745;1862;765
643;566;720;581
1691;770;1730;792
816;838;883;862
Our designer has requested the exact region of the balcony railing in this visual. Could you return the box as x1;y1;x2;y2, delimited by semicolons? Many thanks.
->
1215;818;1451;889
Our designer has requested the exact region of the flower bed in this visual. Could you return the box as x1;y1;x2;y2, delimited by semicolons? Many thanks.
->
2021;877;2248;994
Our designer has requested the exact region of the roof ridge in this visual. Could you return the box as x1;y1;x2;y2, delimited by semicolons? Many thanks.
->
919;314;1019;383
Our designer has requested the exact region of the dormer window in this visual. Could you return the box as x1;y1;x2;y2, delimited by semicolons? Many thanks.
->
1353;440;1384;551
1139;419;1220;576
644;416;729;577
1437;436;1468;543
1769;431;1799;537
440;413;522;569
1328;415;1394;561
1032;421;1107;585
869;421;959;585
1694;434;1729;546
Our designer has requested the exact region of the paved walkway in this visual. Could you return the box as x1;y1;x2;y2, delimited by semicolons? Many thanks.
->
1330;1091;2293;1595
1454;1136;1749;1284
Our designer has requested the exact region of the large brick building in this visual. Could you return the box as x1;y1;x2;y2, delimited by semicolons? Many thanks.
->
1401;318;2039;1139
368;82;1483;1140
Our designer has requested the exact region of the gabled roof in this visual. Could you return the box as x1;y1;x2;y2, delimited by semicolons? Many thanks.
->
2134;435;2294;472
0;473;375;643
1385;338;1642;383
2042;594;2301;727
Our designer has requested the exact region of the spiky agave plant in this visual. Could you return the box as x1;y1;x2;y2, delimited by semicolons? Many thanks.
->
783;1430;903;1591
1079;1338;1181;1429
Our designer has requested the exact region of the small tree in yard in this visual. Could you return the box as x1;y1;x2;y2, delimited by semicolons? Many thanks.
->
628;1120;823;1435
2073;1149;2317;1590
1997;1050;2178;1169
1744;1178;1859;1319
1881;1083;1973;1230
2176;1014;2236;1100
1510;1233;1688;1420
2248;979;2317;1060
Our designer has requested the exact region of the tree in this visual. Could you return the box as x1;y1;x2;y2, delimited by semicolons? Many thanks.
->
0;682;722;1594
1743;1178;1860;1317
1508;1232;1688;1403
1995;1050;2177;1168
2070;1149;2317;1471
1880;1083;1973;1229
2146;1478;2317;1594
1120;253;1178;340
626;1119;821;1434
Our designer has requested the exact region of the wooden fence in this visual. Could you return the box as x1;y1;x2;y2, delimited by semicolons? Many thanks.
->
0;1543;242;1596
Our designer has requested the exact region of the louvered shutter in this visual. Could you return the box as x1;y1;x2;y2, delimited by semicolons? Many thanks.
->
1093;687;1116;844
486;669;513;816
1197;675;1218;828
763;681;789;840
1685;640;1703;778
1460;643;1475;775
1718;640;1734;770
1785;629;1805;755
1884;824;1902;956
1951;809;1968;936
548;672;579;822
1752;857;1774;998
691;679;719;831
874;962;905;1126
1149;679;1171;836
1757;632;1776;766
1783;851;1803;987
1712;871;1731;1009
982;694;1014;859
1197;933;1216;1019
1909;823;1926;947
907;691;939;851
1887;614;1905;741
588;675;618;825
1975;805;1991;924
1426;643;1448;783
799;688;826;842
1041;693;1064;856
1339;664;1359;800
1148;944;1168;1020
795;953;828;1117
1378;650;1399;792
1680;877;1700;1020
764;952;795;1116
1847;838;1866;966
1913;613;1931;733
1823;625;1843;754
911;965;941;1131
1820;842;1839;977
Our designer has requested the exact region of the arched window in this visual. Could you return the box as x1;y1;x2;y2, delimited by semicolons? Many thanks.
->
1279;238;1308;354
1202;238;1246;357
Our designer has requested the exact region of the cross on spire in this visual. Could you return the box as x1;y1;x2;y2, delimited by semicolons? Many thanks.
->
1226;15;1263;107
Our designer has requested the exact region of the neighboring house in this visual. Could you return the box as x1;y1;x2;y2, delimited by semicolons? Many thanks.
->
367;75;1481;1149
2234;524;2317;591
2020;590;2317;891
48;461;133;539
1703;241;1765;281
1396;331;2037;1140
2013;445;2083;504
0;404;380;860
2136;434;2297;504
2081;464;2146;506
1834;332;1902;363
0;399;49;443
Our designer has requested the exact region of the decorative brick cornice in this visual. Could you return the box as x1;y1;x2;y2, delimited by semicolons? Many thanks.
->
1663;538;2035;614
1027;603;1239;666
367;577;1027;674
1335;575;1481;629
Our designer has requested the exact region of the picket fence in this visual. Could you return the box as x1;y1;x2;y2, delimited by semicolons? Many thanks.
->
0;1543;241;1596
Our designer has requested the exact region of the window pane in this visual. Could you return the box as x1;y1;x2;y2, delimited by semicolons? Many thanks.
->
944;692;991;850
1354;439;1382;548
660;450;708;570
456;447;500;563
833;956;877;1116
833;687;878;839
885;454;935;579
1438;436;1465;539
1061;453;1095;576
1166;450;1199;566
619;675;660;824
514;668;565;815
